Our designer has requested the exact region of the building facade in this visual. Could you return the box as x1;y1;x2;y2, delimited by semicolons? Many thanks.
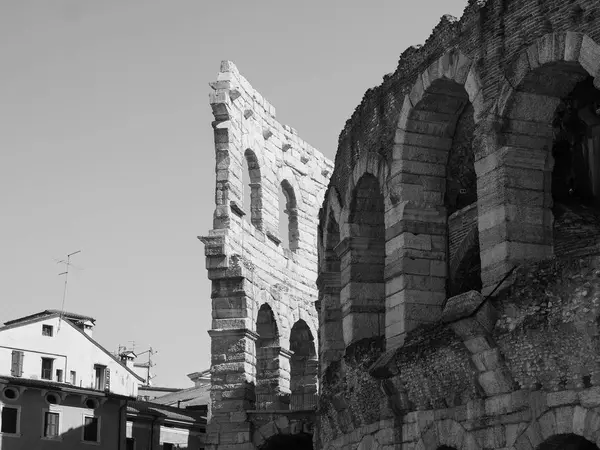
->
201;61;333;449
316;0;600;449
0;376;129;450
0;311;144;397
0;310;145;448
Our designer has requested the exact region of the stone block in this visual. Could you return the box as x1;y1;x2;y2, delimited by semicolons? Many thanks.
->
554;406;575;435
580;387;600;408
538;410;557;440
478;368;514;396
547;390;578;407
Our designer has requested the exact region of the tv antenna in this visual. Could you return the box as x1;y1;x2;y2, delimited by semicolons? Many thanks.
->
57;250;82;332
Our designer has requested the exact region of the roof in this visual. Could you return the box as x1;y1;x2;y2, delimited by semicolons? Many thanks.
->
0;312;145;383
127;400;206;425
150;384;210;408
4;310;96;326
0;375;133;400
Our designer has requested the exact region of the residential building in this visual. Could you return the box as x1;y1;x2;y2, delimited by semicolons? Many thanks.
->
126;400;206;450
0;375;130;450
0;310;144;397
0;310;145;448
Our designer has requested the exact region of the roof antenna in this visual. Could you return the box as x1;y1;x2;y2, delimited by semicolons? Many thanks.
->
57;250;81;332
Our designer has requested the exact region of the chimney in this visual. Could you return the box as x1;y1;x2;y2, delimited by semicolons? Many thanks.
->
119;351;136;369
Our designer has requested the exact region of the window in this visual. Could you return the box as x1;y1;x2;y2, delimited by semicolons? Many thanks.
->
41;358;54;380
1;405;19;434
94;365;107;390
56;369;63;383
83;416;99;442
42;325;53;337
70;371;76;385
126;438;135;450
10;351;23;377
43;411;60;438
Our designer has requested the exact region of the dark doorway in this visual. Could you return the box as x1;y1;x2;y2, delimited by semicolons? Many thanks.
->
260;433;313;450
537;434;599;450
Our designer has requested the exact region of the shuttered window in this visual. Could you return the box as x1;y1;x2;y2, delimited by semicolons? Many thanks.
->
43;412;59;437
10;351;23;377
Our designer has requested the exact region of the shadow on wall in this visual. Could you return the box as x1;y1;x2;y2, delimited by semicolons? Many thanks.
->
1;419;109;450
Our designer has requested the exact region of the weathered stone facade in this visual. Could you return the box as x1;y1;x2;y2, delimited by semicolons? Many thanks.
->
201;61;333;449
317;0;600;449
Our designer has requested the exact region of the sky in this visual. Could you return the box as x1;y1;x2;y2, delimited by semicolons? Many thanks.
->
0;0;468;388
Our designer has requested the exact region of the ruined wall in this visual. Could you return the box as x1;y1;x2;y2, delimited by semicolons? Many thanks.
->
320;255;600;450
317;0;600;449
201;61;333;449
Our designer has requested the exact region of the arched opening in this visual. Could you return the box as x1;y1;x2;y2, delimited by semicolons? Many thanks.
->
255;304;286;410
318;211;344;375
446;101;481;297
437;446;458;450
537;434;599;450
342;173;385;346
289;320;317;411
259;433;314;450
488;35;600;289
243;149;262;229
390;72;480;345
550;76;600;257
279;180;299;252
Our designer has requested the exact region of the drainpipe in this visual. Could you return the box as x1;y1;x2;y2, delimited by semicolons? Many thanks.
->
118;400;128;450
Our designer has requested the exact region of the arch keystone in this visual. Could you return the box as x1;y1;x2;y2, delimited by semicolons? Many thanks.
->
564;31;584;62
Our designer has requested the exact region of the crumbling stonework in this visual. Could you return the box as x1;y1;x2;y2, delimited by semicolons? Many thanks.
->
201;61;333;449
317;0;600;449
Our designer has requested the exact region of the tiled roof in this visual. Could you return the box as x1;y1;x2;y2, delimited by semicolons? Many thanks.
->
4;310;95;326
127;400;206;424
150;384;210;408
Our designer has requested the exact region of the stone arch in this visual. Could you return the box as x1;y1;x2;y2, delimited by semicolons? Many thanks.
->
253;417;314;450
255;303;290;410
388;48;482;348
416;419;479;450
339;171;386;347
482;32;600;293
243;148;264;229
341;152;390;233
513;406;600;450
289;319;318;411
279;166;304;252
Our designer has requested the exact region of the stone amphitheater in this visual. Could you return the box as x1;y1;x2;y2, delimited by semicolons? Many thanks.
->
200;0;600;449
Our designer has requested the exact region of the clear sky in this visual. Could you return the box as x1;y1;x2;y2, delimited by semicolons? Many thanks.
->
0;0;468;388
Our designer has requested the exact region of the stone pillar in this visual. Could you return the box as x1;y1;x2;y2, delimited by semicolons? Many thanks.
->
316;271;344;373
255;346;292;410
384;204;447;349
476;121;554;295
337;236;386;346
206;327;258;449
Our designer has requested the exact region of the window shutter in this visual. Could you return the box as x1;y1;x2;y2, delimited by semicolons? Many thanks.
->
10;351;18;376
10;351;23;377
105;368;111;391
17;352;23;377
